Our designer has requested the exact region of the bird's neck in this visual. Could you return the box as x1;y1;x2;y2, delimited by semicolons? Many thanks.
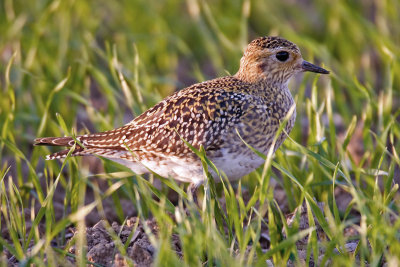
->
234;71;290;97
234;58;263;84
234;61;288;91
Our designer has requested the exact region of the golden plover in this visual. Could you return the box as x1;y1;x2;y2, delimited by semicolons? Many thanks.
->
35;36;329;191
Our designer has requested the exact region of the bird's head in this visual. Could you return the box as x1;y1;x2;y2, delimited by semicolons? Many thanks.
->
236;36;329;84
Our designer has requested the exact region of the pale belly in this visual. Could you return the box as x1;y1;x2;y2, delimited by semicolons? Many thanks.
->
109;148;266;185
210;149;266;181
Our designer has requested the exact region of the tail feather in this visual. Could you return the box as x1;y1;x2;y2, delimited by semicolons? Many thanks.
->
35;125;135;160
46;148;81;160
45;147;131;160
34;137;76;147
35;125;132;149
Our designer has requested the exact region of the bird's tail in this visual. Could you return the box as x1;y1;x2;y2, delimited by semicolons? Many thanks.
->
34;136;89;159
34;136;76;147
34;126;133;160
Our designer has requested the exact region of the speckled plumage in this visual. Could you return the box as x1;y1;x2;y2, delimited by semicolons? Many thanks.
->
35;36;328;185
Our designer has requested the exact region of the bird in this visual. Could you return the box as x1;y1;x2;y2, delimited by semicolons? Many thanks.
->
35;36;329;199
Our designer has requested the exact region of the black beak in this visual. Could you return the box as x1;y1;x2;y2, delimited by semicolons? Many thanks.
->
302;61;329;74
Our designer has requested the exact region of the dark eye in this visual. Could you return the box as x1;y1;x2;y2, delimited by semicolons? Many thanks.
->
276;51;289;62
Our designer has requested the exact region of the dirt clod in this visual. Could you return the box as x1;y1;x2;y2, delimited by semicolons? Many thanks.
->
129;243;153;267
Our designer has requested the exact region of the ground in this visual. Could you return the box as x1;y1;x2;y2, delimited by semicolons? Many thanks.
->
2;177;361;266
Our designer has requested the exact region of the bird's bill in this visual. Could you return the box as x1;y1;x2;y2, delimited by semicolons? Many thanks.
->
301;61;329;74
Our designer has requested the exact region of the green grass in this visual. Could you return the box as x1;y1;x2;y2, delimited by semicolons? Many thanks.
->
1;0;400;266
